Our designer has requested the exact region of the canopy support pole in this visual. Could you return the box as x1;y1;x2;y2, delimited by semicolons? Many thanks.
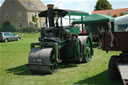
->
45;16;48;27
108;22;114;48
60;12;63;27
81;16;84;31
69;15;71;25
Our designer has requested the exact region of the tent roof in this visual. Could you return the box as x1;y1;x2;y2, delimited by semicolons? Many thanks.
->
73;13;114;24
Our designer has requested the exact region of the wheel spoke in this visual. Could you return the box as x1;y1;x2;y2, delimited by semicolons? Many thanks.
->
50;51;59;73
84;38;92;62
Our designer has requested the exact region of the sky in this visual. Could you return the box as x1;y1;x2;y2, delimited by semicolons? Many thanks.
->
0;0;128;14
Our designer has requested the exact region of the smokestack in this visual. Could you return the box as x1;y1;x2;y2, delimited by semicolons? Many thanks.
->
47;4;55;27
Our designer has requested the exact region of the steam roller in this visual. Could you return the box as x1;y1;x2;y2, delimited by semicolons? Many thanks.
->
27;4;93;74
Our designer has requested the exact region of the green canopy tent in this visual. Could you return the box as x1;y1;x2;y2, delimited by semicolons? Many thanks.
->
73;13;114;24
73;14;115;33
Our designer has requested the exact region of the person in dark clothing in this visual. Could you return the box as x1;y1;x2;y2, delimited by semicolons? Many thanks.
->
97;26;105;48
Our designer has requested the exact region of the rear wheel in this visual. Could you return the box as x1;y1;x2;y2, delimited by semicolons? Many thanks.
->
108;56;121;80
4;38;8;42
17;37;20;41
83;38;93;63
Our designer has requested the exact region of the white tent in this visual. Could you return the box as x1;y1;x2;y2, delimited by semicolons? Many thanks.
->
115;14;128;32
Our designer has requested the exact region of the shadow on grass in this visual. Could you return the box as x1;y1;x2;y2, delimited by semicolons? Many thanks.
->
74;70;123;85
60;63;78;69
0;41;5;43
5;64;32;75
93;43;100;48
6;64;52;76
5;63;78;76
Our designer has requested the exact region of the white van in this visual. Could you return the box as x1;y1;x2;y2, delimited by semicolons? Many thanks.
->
114;14;128;32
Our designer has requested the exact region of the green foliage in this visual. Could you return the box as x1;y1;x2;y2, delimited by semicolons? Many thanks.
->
95;0;112;10
32;15;38;27
120;12;125;16
19;27;39;33
0;21;40;33
112;14;117;18
0;20;18;32
32;15;38;23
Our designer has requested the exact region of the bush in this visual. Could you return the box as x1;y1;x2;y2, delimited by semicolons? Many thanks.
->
120;12;125;16
0;21;40;33
112;14;117;18
19;27;39;33
0;21;18;32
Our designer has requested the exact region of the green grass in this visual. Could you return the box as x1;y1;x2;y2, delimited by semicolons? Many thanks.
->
0;33;123;85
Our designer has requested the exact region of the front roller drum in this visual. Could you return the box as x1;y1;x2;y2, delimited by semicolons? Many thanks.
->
27;47;60;74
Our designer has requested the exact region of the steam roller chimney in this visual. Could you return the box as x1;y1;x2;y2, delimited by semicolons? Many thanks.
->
47;4;55;27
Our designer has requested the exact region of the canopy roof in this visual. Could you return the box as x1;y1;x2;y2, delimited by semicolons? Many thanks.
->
73;14;114;24
39;9;89;17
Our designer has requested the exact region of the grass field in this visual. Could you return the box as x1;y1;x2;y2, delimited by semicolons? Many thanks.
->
0;33;123;85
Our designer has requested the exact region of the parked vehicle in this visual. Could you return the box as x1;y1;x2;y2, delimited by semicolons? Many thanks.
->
0;32;21;42
27;4;93;74
102;14;128;85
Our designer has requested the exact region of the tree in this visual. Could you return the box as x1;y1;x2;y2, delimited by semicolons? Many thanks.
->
32;15;38;23
32;15;38;27
112;14;117;18
95;0;112;10
120;12;125;16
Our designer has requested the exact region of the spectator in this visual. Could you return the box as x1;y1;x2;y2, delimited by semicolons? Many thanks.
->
97;25;105;48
